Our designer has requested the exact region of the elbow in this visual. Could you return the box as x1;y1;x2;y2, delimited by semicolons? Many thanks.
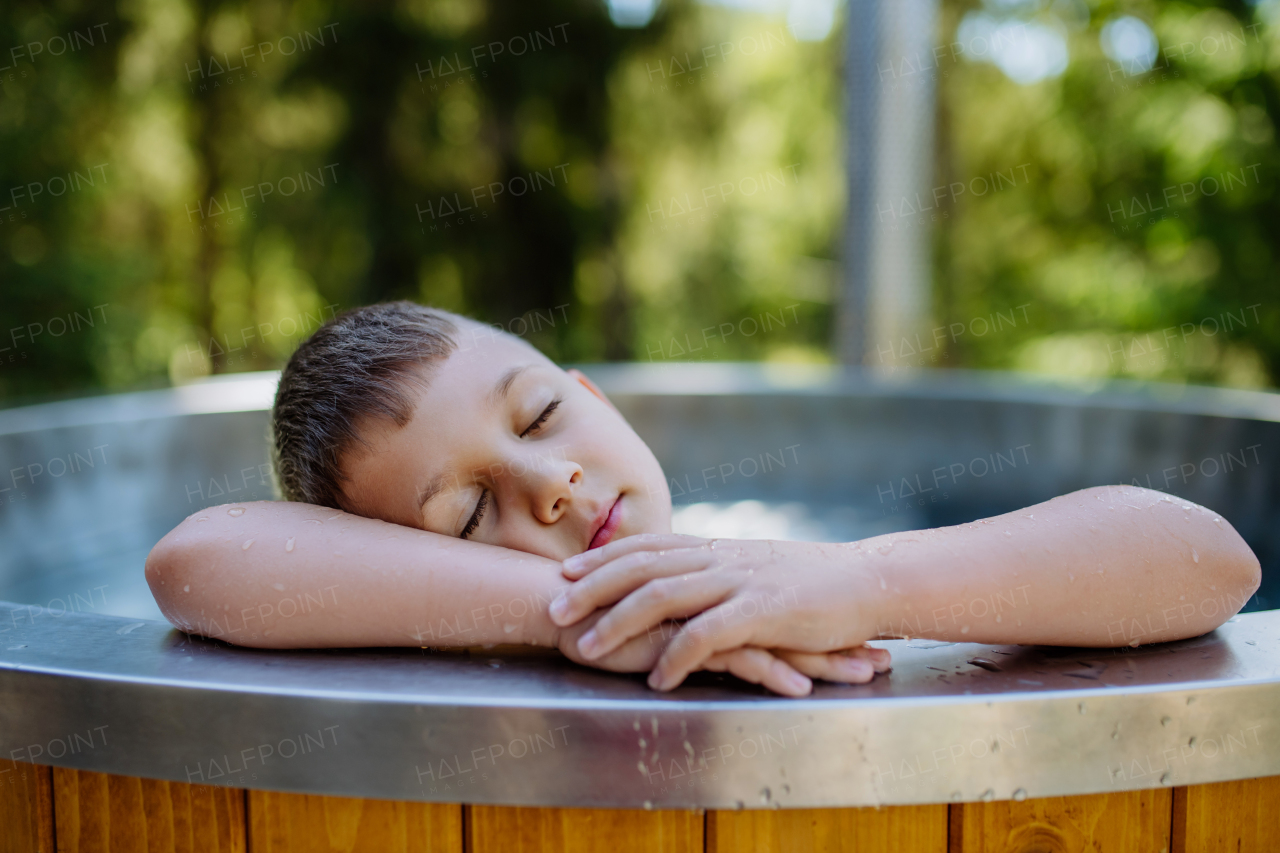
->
1187;516;1262;638
145;532;179;624
1202;509;1261;608
1217;531;1262;612
144;515;208;634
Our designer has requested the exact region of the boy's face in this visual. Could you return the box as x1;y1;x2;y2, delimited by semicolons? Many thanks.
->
339;332;673;561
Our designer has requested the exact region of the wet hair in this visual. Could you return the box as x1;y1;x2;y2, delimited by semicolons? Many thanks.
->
270;301;463;508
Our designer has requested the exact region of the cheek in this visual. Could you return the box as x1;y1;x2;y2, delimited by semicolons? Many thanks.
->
492;522;570;562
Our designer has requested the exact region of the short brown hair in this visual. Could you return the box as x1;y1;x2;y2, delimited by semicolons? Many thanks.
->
270;301;461;508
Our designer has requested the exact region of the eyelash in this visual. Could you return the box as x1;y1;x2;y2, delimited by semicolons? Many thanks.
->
461;398;561;539
520;398;561;438
461;490;489;540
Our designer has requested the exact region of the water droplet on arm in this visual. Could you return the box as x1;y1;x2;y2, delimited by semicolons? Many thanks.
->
228;507;245;517
285;538;295;552
1192;548;1199;563
242;539;254;550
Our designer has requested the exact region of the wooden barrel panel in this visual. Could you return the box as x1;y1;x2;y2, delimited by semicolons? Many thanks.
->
467;805;702;853
3;763;1280;851
0;759;53;853
949;789;1173;853
1172;776;1280;853
707;805;948;852
247;790;461;852
50;768;245;853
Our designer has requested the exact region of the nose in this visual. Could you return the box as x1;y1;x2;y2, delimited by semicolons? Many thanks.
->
521;453;583;525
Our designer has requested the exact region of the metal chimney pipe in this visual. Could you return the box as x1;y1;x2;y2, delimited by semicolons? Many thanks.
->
840;0;939;367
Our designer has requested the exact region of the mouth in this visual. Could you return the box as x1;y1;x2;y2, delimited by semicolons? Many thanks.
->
587;495;624;551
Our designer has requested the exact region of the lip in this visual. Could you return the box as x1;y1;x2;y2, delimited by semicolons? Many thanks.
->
587;496;624;551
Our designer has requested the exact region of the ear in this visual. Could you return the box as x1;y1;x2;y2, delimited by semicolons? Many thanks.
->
566;368;620;413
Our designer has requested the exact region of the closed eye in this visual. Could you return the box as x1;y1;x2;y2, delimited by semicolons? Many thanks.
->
520;398;561;438
461;490;489;539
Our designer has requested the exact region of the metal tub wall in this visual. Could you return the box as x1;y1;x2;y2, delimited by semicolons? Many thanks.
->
2;364;1280;852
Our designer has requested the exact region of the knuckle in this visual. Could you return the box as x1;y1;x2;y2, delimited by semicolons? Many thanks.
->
645;580;674;605
592;613;620;640
628;551;660;570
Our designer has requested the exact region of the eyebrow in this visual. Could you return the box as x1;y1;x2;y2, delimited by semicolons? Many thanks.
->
489;364;532;406
416;472;453;518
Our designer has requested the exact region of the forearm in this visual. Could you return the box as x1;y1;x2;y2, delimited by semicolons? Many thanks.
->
865;486;1261;647
145;501;569;649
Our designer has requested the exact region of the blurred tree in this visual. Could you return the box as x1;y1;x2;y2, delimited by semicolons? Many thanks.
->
608;0;842;365
932;0;1278;387
0;0;1277;407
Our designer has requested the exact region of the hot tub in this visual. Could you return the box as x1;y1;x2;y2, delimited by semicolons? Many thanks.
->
1;364;1277;851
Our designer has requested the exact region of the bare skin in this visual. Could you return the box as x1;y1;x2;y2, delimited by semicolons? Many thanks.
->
147;327;888;696
549;485;1261;691
146;498;887;687
148;322;1260;696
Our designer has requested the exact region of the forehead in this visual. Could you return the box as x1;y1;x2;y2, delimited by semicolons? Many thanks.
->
435;327;553;394
337;330;553;515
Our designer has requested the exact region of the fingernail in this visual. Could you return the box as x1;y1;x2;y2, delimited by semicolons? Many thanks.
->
647;670;663;690
549;595;569;623
847;658;874;677
578;629;599;658
563;554;585;572
786;670;811;694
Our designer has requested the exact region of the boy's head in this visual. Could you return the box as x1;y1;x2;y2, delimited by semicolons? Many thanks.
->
271;301;672;560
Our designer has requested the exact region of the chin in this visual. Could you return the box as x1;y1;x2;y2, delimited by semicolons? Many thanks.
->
633;491;674;535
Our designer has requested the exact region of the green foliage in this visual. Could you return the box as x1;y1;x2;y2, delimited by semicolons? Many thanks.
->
0;0;1275;405
936;0;1277;386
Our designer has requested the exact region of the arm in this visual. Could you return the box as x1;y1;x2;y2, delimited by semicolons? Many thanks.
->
865;484;1261;647
550;486;1262;688
145;500;889;694
145;500;567;650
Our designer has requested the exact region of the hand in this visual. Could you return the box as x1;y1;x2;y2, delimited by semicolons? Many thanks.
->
549;534;884;691
554;605;888;697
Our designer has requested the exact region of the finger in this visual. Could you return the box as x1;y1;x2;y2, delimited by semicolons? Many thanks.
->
774;649;875;684
648;605;757;691
561;533;705;579
703;648;812;697
550;547;710;626
577;573;734;661
846;644;893;673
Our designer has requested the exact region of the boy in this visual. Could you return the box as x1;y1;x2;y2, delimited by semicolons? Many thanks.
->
146;302;1261;697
